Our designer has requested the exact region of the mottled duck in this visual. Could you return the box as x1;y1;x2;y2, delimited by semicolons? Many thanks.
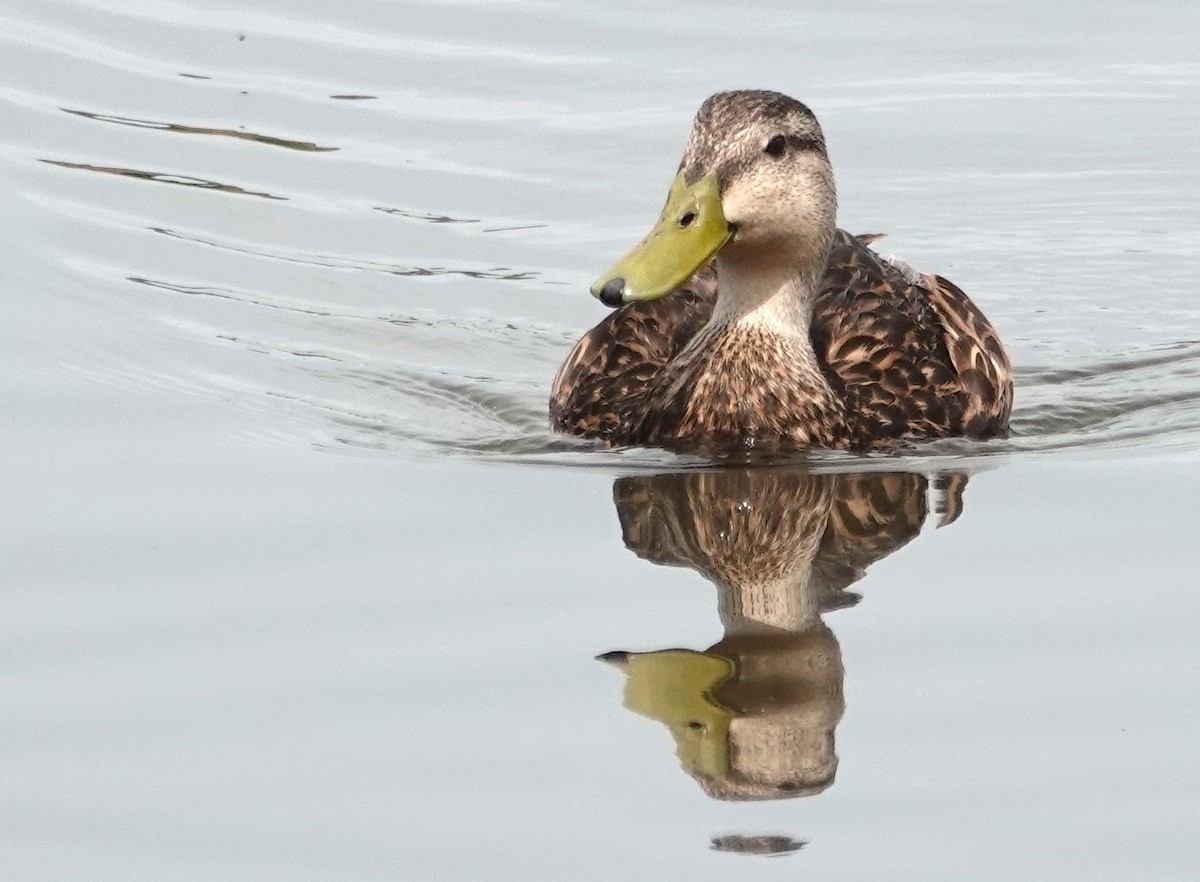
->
550;90;1012;454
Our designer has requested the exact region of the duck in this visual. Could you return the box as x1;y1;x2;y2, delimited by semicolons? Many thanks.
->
549;90;1013;454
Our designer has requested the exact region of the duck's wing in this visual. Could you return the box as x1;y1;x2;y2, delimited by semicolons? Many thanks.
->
921;273;1014;437
811;230;1013;446
549;266;715;442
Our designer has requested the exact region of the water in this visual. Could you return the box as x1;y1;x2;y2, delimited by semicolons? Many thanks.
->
2;1;1199;879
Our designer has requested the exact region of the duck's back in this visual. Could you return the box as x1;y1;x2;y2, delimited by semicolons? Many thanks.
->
811;231;1012;446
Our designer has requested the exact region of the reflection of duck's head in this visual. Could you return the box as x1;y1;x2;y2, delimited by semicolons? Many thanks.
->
705;628;843;800
605;466;941;801
598;649;735;784
603;628;844;801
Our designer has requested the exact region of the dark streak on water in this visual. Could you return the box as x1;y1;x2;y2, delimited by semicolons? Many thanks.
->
711;834;807;856
374;206;482;224
62;108;339;152
40;159;288;200
145;227;542;281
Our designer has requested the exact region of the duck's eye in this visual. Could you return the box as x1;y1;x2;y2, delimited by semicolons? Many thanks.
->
764;134;787;157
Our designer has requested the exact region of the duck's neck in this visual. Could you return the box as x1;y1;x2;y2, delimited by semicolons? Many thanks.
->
713;566;822;634
708;255;823;353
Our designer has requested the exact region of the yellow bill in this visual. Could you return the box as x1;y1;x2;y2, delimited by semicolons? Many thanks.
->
591;170;732;307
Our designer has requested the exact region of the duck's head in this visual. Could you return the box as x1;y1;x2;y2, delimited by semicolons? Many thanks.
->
592;90;837;307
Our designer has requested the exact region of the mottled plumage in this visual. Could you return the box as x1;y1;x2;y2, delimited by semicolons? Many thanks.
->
550;90;1012;454
613;467;935;615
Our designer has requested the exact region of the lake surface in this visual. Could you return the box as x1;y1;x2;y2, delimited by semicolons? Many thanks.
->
2;1;1199;879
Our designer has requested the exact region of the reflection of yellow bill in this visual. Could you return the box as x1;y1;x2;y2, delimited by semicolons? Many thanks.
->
599;648;734;778
591;171;732;306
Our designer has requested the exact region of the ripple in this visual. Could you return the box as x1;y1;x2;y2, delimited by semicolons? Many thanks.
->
40;160;287;200
374;207;480;224
147;227;543;282
61;108;338;152
128;276;342;319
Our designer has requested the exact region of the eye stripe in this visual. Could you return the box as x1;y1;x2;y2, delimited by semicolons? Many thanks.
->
787;135;826;156
762;134;826;159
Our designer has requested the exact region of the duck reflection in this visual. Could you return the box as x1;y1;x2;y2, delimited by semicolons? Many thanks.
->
600;467;964;801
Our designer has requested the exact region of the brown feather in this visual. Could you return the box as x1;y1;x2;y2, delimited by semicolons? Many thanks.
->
550;230;1012;452
613;467;934;616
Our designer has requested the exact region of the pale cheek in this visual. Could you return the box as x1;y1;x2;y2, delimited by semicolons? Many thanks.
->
722;181;778;237
721;185;751;229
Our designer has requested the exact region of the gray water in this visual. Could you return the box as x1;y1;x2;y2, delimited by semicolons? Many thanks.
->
3;1;1199;879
